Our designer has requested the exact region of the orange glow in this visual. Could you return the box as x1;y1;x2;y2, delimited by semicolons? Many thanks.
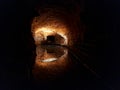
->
31;12;73;79
33;27;68;45
31;14;71;46
32;45;70;80
35;45;68;67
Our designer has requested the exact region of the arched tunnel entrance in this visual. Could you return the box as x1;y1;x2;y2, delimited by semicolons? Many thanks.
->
42;33;65;45
47;35;55;44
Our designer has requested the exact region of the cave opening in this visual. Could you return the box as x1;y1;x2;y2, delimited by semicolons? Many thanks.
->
41;33;65;45
47;35;55;44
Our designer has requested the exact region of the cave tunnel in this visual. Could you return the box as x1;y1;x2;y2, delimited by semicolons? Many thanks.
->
1;0;118;90
42;34;65;45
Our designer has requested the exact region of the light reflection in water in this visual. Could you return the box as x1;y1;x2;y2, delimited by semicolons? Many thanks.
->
32;45;71;80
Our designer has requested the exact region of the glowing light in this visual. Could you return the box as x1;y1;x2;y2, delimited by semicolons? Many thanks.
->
34;27;68;45
35;27;54;34
41;58;58;62
35;27;55;40
58;33;68;45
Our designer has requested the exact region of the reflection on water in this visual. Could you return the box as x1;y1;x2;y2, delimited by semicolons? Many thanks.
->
36;45;67;63
32;45;72;80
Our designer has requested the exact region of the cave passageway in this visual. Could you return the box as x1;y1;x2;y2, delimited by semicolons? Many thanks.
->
42;33;65;45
